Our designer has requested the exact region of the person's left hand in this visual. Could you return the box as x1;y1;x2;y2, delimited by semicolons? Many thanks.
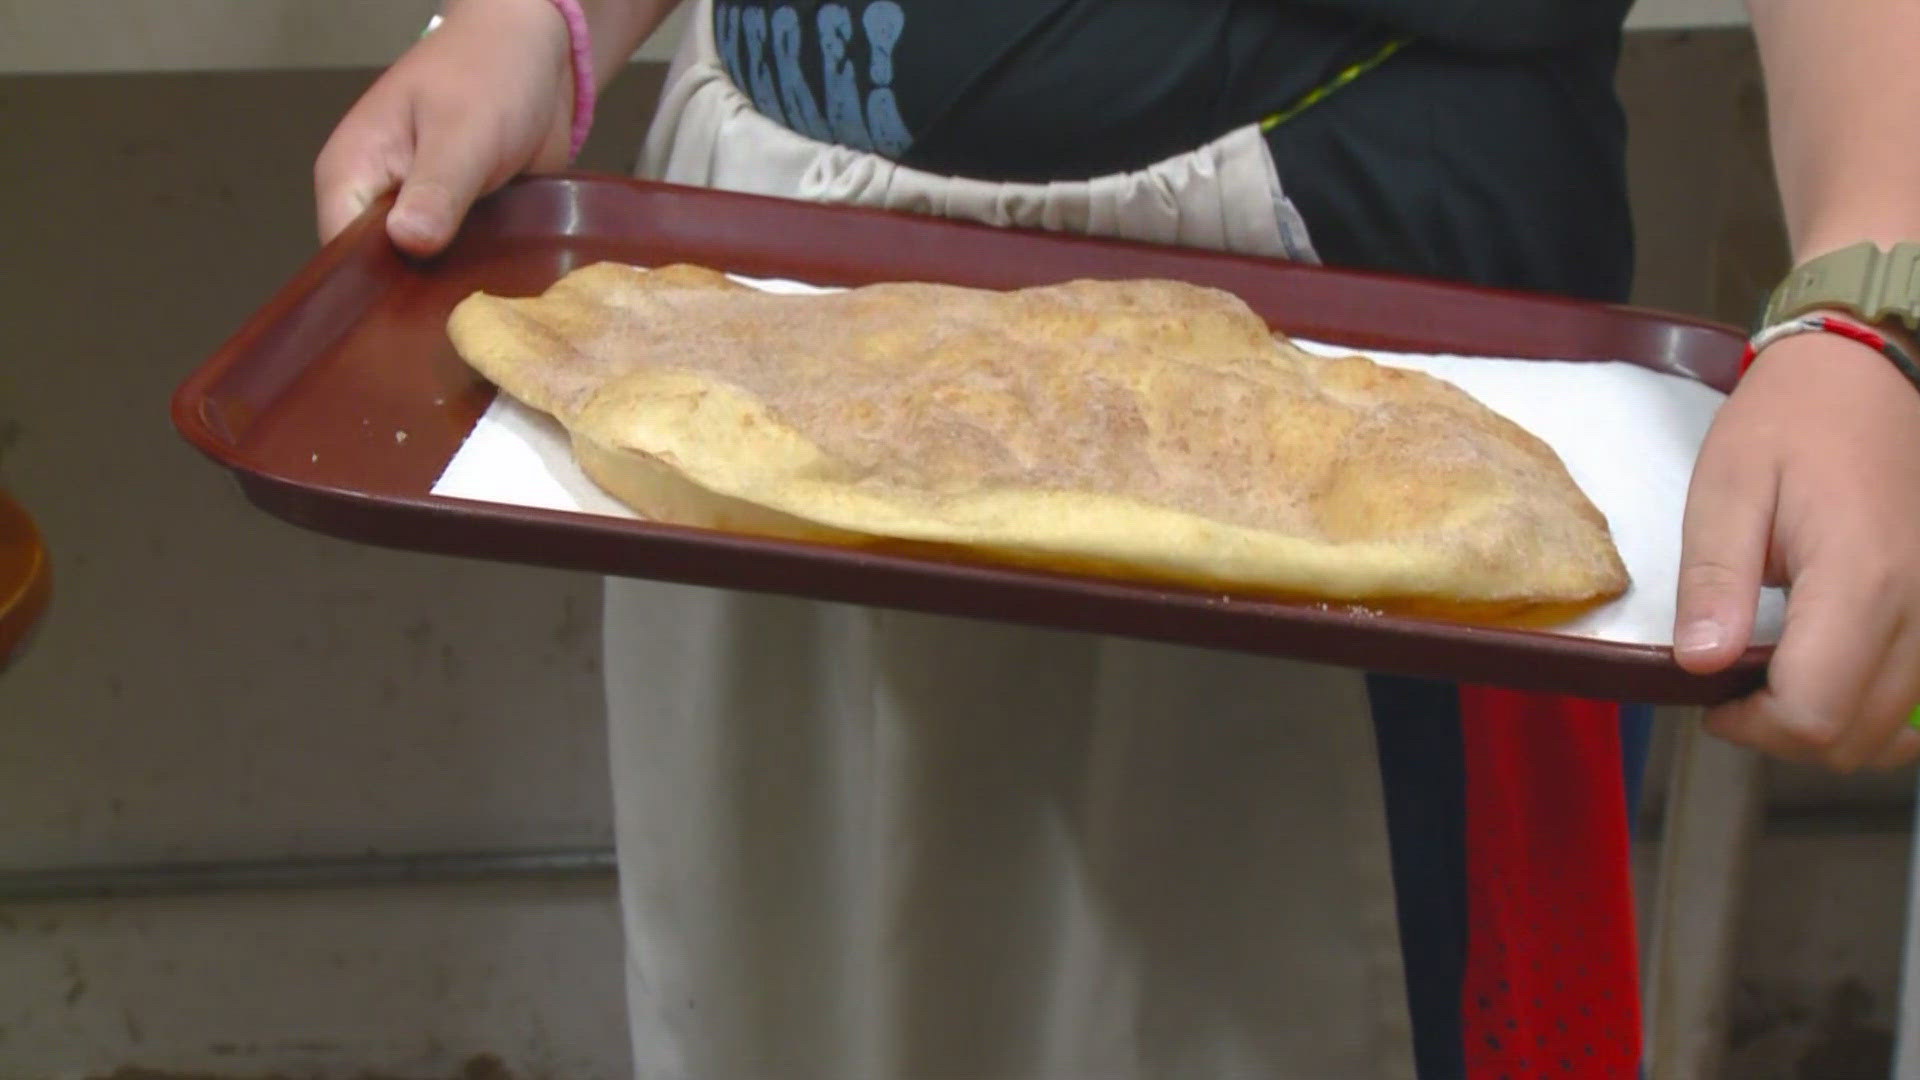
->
1674;323;1920;771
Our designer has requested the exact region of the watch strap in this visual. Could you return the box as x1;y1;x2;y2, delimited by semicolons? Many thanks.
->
1763;240;1920;333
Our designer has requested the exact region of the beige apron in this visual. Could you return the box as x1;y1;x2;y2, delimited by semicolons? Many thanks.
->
603;4;1417;1076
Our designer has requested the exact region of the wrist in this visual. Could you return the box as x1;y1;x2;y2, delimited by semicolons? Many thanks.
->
435;0;594;160
1761;239;1920;347
1819;308;1920;363
1744;310;1920;397
439;0;564;33
435;0;571;67
1787;230;1920;347
1793;219;1920;267
574;0;657;90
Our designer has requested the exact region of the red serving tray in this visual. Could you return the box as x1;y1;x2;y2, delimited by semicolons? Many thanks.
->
172;174;1767;704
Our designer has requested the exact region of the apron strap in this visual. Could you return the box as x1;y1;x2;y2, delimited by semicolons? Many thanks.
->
1260;35;1412;133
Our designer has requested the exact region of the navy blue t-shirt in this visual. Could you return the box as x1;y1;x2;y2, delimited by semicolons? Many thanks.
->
712;0;1634;299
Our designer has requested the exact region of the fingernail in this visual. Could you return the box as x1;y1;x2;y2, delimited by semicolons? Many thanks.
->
1676;619;1725;655
389;207;432;240
387;214;444;255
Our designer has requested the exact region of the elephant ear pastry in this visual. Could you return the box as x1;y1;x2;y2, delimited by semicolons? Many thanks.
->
448;261;1628;614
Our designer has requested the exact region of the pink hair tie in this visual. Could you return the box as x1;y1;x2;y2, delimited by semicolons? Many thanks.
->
546;0;597;160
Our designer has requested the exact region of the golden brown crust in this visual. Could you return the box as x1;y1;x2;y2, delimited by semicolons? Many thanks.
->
447;263;1628;609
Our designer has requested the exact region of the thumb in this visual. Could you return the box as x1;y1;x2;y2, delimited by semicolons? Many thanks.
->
385;110;500;258
1673;433;1776;673
315;115;412;246
317;166;398;246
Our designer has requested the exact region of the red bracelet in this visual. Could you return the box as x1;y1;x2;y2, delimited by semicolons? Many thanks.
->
546;0;597;161
1740;312;1920;391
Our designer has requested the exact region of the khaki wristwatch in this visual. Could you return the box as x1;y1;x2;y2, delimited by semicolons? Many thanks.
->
1761;240;1920;334
1746;241;1920;390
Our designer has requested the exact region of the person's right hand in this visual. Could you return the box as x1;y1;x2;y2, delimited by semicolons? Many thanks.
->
315;0;577;257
